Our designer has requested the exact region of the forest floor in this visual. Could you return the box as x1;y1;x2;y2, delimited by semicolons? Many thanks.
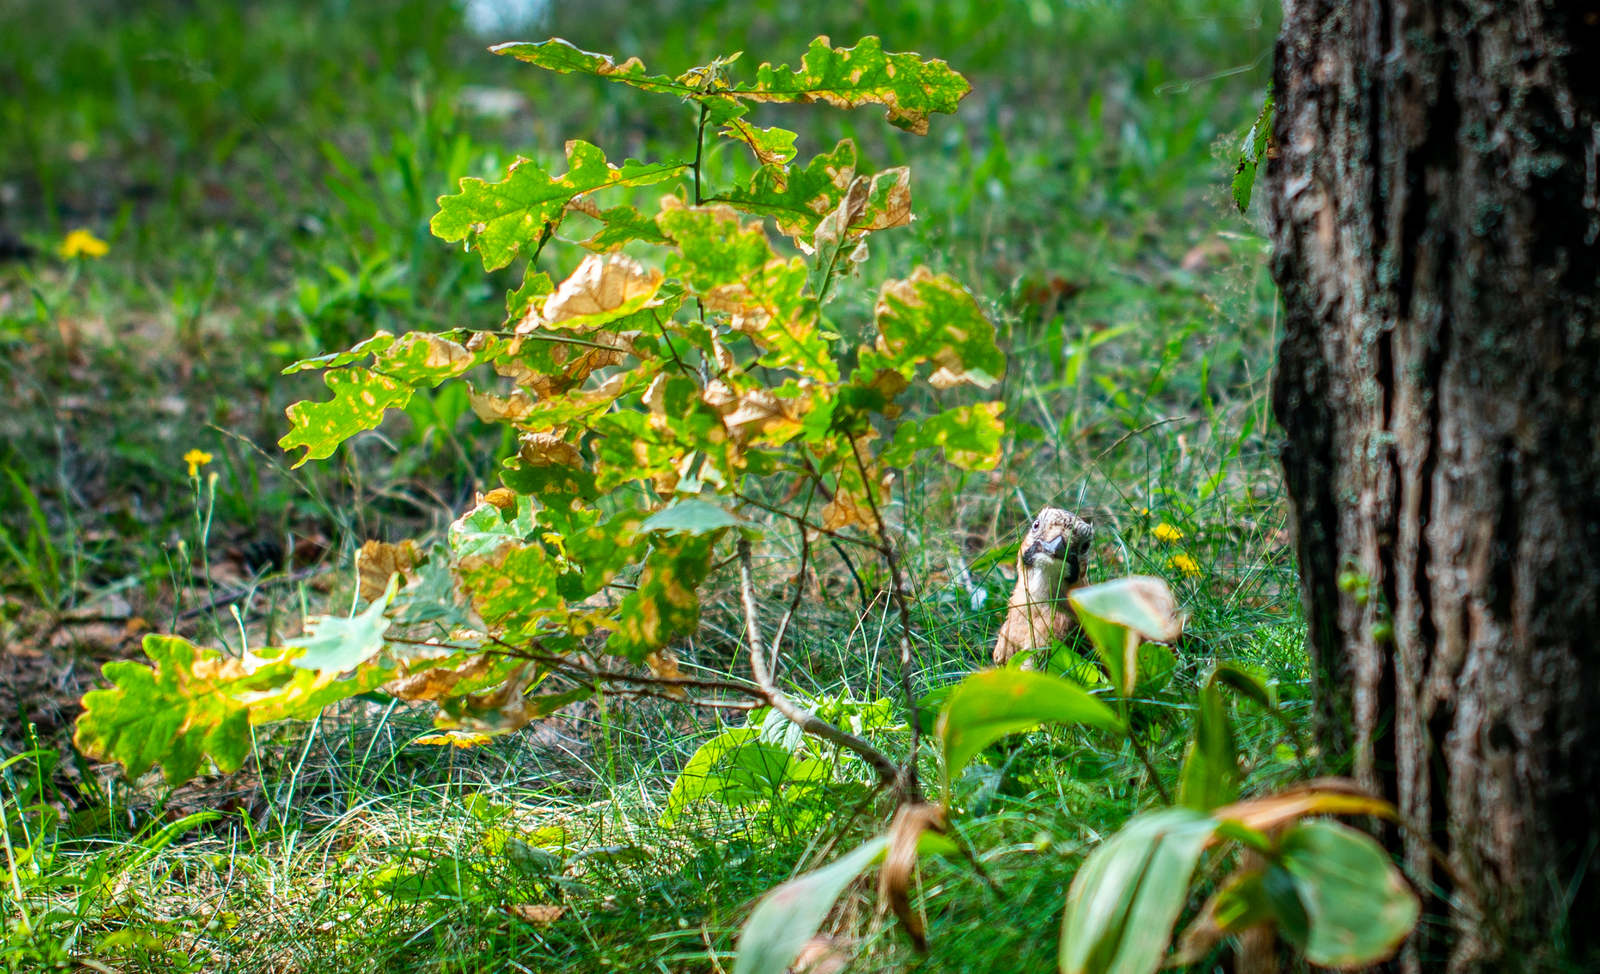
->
0;1;1294;971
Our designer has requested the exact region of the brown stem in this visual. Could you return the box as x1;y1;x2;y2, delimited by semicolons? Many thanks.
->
737;539;902;789
848;438;923;801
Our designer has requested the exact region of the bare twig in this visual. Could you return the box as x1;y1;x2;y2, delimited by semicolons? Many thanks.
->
737;539;902;790
848;438;923;801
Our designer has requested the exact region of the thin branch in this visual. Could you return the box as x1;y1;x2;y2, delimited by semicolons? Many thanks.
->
738;539;902;790
769;480;819;666
848;437;923;801
734;491;882;551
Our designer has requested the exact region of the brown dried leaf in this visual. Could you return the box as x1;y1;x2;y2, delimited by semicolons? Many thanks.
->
878;803;946;952
469;384;538;423
535;253;662;329
356;540;419;603
509;904;566;925
644;649;686;700
385;655;494;702
519;432;584;468
482;488;518;511
1211;778;1393;837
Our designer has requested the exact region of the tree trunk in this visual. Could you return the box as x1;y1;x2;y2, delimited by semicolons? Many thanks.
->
1267;1;1600;970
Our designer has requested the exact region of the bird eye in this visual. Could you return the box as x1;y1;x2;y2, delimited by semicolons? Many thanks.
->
1031;520;1039;530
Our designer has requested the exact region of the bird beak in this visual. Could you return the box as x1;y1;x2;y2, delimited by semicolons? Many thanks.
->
1039;535;1066;559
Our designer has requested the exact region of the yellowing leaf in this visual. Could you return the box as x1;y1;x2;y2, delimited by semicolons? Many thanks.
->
279;367;413;468
718;141;859;245
878;401;1005;471
74;635;254;784
606;532;718;662
532;253;664;331
415;732;494;748
490;38;691;96
732;36;970;135
519;431;585;468
370;332;474;387
870;267;1005;389
468;384;538;423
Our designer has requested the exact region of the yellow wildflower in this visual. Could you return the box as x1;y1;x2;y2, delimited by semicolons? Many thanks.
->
1152;522;1184;542
1168;553;1201;577
58;228;109;259
183;449;213;477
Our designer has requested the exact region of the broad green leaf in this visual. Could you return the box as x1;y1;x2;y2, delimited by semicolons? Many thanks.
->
1177;680;1239;811
639;499;750;535
578;203;670;253
878;401;1005;471
450;494;537;561
370;332;475;387
1068;576;1183;698
733;36;970;135
733;835;890;974
458;541;563;634
1232;89;1273;214
279;367;413;468
866;267;1005;389
1173;865;1306;965
507;269;554;321
1060;807;1219;974
1277;820;1419;968
658;204;836;381
717;141;857;244
606;531;720;662
288;575;397;672
431;141;686;271
73;635;253;785
661;728;759;826
490;38;691;96
718;114;799;167
938;668;1124;790
282;331;396;375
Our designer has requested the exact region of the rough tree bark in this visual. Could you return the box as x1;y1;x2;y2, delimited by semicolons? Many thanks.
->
1267;1;1600;970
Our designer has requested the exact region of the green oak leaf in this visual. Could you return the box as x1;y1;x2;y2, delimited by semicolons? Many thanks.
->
370;332;475;387
1232;88;1274;215
733;36;970;135
450;495;537;561
579;204;672;253
279;366;413;468
705;96;799;166
490;38;692;96
506;269;555;321
658;204;836;381
431;140;686;271
605;532;720;662
864;267;1006;389
458;541;563;634
287;575;398;672
717;141;857;244
73;635;254;785
878;401;1005;471
282;331;396;375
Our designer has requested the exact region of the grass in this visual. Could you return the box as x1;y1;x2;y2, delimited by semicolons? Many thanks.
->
0;0;1296;971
